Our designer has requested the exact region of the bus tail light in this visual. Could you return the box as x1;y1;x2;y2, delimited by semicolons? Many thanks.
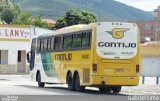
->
136;65;139;73
93;64;97;72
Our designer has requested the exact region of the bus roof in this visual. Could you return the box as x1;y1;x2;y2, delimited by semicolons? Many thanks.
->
38;23;94;38
37;22;137;38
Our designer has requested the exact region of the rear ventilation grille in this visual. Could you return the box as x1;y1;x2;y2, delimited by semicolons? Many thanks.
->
83;69;90;83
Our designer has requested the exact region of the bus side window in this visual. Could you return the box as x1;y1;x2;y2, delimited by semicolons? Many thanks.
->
40;39;44;52
44;38;48;51
63;35;72;50
82;31;91;49
72;33;82;49
54;36;61;51
87;31;91;48
37;39;41;52
51;37;54;51
47;38;51;51
31;38;36;50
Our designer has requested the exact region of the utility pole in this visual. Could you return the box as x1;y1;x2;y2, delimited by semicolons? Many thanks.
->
154;9;158;41
154;6;160;41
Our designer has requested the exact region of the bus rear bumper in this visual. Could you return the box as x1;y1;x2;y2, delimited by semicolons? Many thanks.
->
89;75;139;86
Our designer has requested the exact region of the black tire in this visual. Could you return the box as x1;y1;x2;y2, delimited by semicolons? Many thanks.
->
99;87;111;93
67;73;75;91
75;73;85;92
112;86;121;93
37;73;45;87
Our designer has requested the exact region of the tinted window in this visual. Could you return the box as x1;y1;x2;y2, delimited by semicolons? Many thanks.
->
47;38;52;51
44;38;48;51
72;34;82;49
37;39;41;52
63;35;72;50
40;39;44;52
54;36;61;51
51;37;54;51
82;31;91;48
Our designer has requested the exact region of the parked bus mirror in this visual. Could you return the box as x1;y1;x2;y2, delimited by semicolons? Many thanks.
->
27;52;31;62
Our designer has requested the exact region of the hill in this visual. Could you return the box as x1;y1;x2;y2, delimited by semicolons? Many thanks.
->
11;0;154;21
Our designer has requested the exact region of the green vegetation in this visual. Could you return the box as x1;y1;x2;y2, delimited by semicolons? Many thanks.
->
0;0;52;29
55;9;97;29
11;0;153;21
0;0;20;24
12;12;52;29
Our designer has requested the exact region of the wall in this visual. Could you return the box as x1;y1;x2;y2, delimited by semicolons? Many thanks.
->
129;21;156;43
140;46;160;78
0;50;8;64
0;65;17;74
0;25;54;74
140;46;160;56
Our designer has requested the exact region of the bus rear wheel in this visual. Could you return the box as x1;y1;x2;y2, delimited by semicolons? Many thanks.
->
75;73;85;92
67;73;75;91
37;73;45;87
112;86;121;93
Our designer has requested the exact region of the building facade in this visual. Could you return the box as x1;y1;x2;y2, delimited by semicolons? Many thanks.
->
0;25;54;74
129;21;156;43
154;6;160;41
140;41;160;77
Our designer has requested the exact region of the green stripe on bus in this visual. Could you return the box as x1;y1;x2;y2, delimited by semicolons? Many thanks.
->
41;53;57;77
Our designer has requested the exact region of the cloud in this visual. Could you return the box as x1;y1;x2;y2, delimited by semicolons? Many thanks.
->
115;0;160;11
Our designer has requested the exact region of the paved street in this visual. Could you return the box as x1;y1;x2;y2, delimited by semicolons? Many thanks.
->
0;75;160;95
0;75;160;101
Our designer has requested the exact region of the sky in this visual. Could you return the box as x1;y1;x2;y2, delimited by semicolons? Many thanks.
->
115;0;160;11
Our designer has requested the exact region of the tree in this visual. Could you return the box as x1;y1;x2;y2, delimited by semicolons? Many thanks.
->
1;8;15;24
55;9;97;29
12;12;52;29
0;0;20;24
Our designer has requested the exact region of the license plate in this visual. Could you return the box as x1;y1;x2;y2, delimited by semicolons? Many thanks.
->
116;69;124;72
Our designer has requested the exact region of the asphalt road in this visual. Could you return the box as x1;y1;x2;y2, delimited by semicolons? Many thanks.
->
0;75;160;101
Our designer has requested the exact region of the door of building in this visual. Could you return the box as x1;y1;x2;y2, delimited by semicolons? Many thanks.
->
17;50;26;72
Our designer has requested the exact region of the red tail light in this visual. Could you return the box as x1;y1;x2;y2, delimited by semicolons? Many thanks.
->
136;65;139;73
93;64;97;72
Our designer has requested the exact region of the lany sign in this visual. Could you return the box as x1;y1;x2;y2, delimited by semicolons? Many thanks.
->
0;27;31;39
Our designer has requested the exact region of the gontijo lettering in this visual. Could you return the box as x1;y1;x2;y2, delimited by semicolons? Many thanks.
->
55;53;72;61
98;42;136;48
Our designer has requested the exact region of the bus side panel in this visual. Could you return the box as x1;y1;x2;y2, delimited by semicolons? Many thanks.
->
30;52;59;83
51;50;92;85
